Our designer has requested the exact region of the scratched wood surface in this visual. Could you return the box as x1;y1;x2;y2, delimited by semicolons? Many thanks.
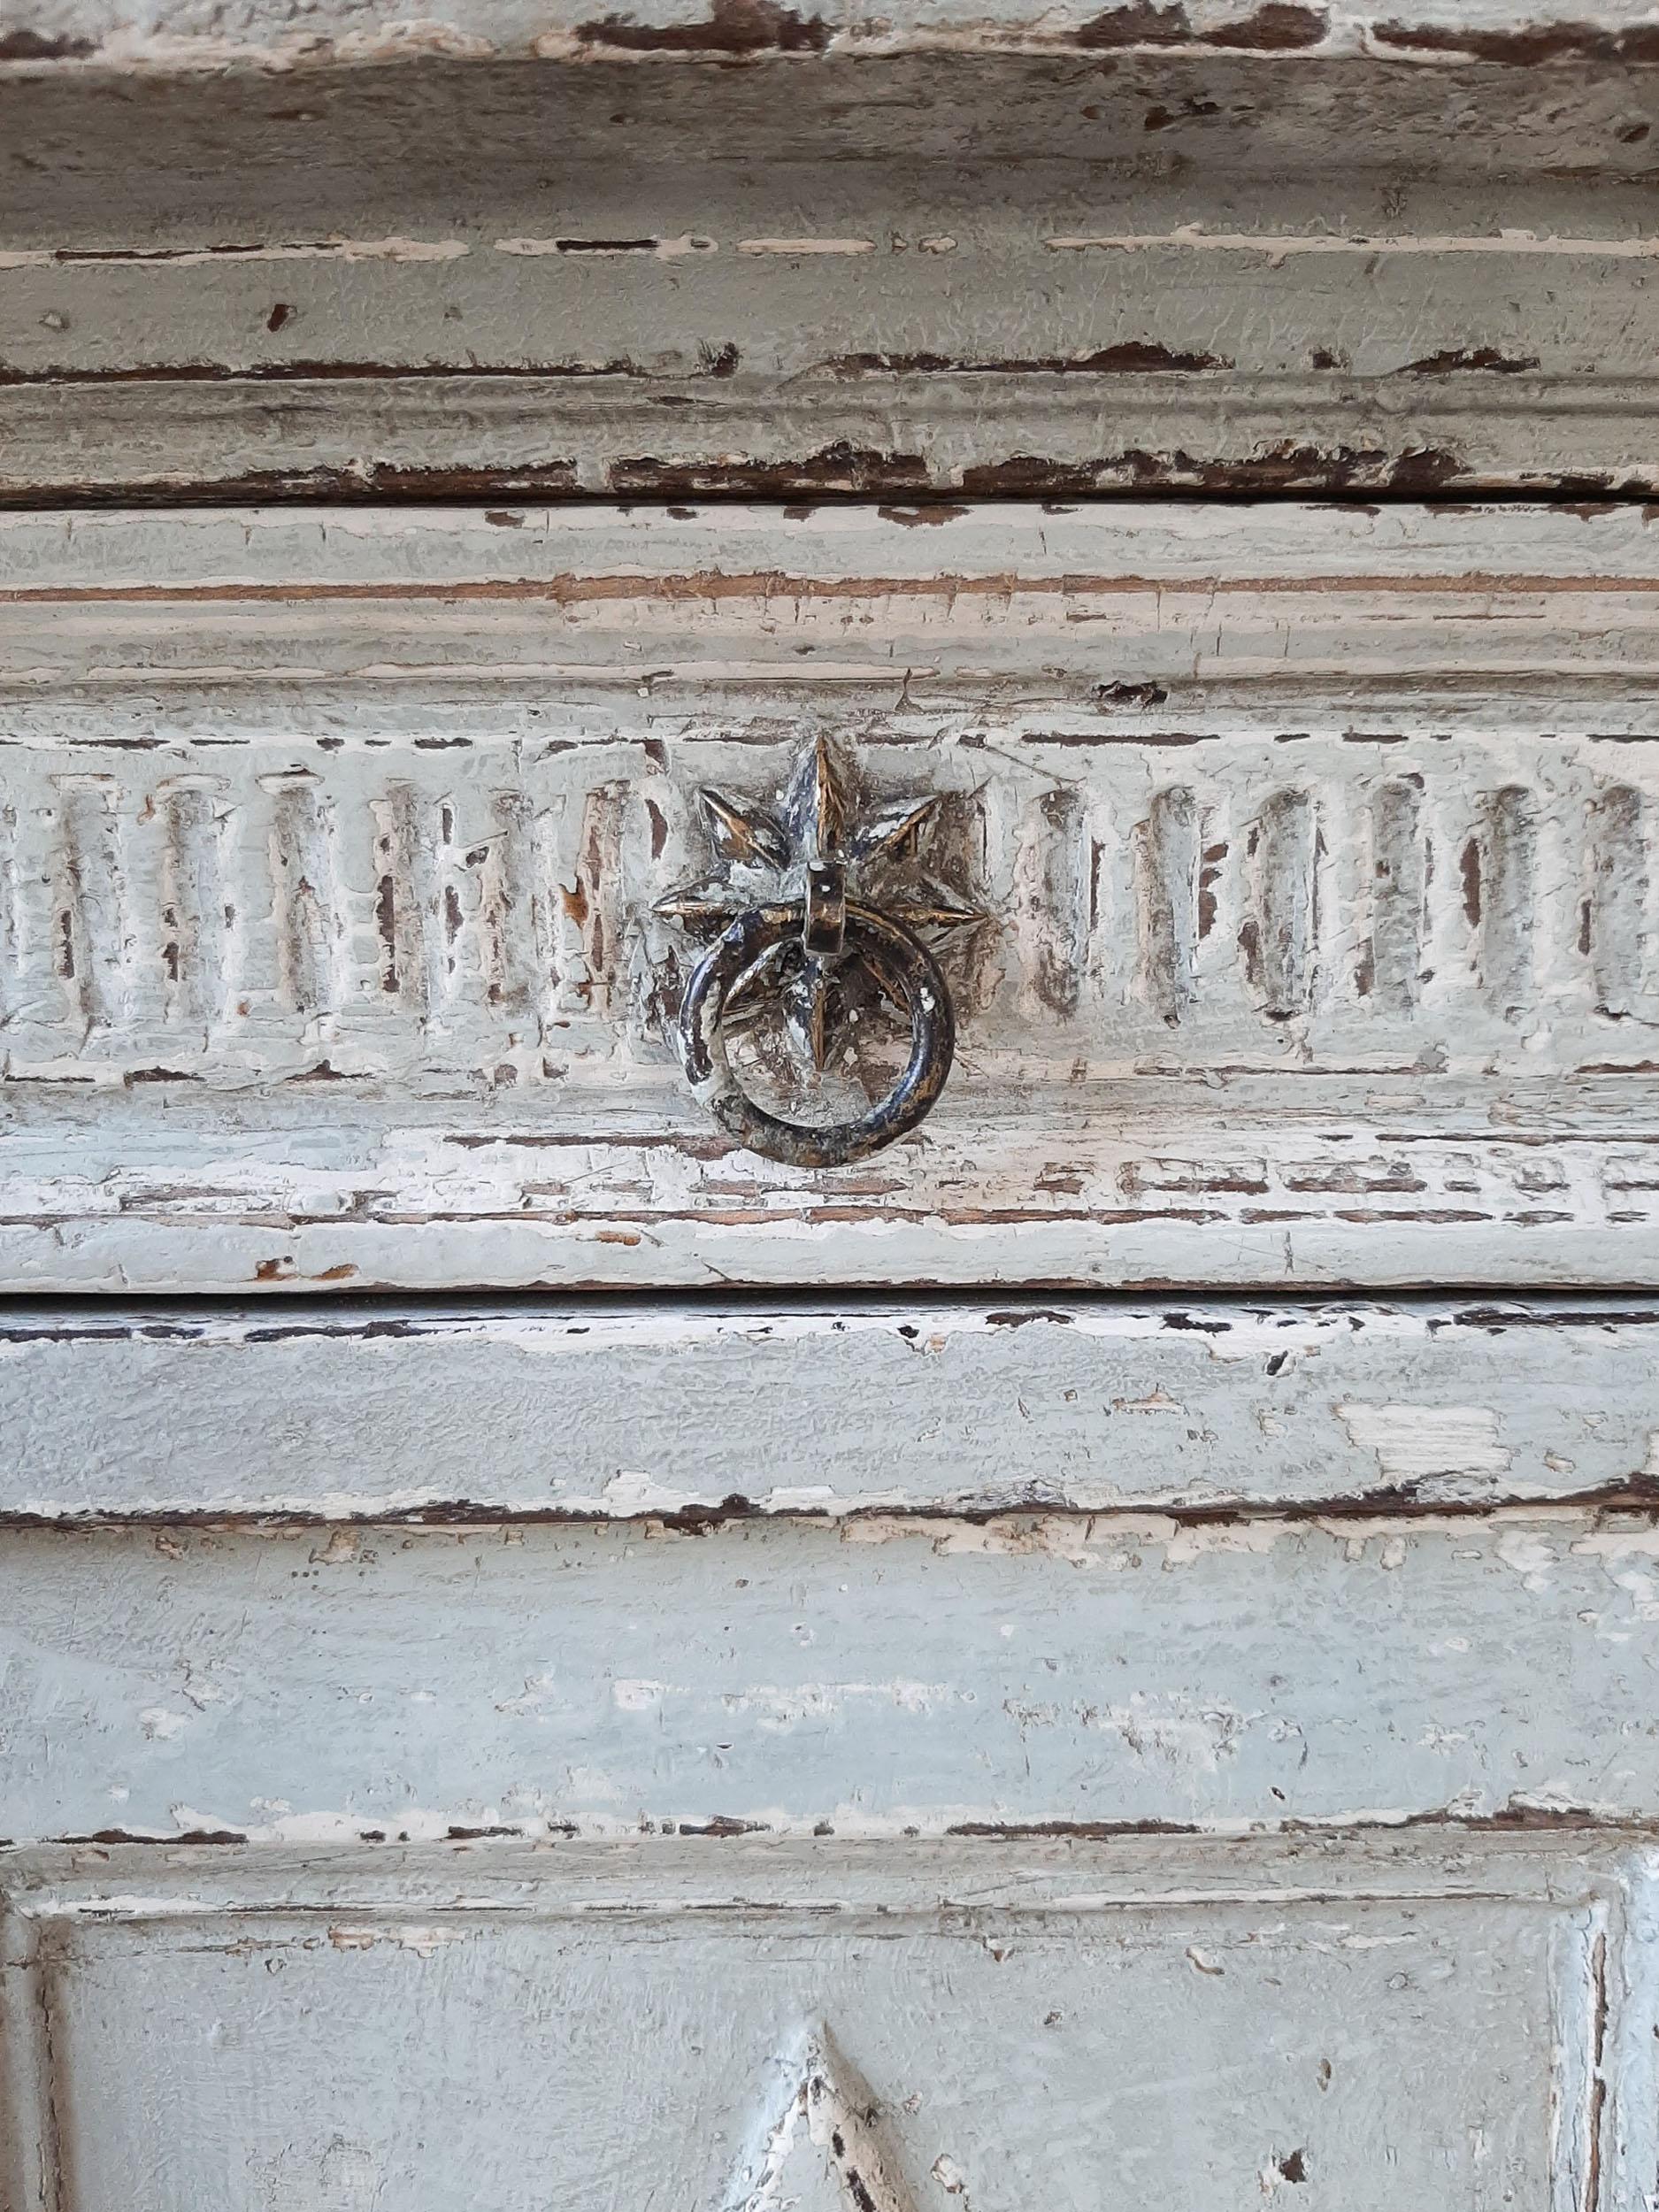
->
3;2;1656;500
2;502;1657;1289
1;1298;1655;1520
1;1834;1647;2211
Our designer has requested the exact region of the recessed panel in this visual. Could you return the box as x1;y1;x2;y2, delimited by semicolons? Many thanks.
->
2;1839;1625;2212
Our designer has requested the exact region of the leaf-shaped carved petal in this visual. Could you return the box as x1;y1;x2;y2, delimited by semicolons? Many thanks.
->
782;955;843;1073
782;734;851;861
847;794;940;864
700;787;789;868
723;2023;919;2212
887;875;993;938
723;936;793;1026
652;874;747;934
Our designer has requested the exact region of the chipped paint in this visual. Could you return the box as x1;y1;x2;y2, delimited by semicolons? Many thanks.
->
2;1510;1655;1843
1045;226;1659;262
3;1832;1633;2207
1334;1403;1513;1484
0;234;469;268
2;45;1655;502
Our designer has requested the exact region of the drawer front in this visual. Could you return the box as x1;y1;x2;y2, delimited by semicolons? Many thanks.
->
4;501;1657;1292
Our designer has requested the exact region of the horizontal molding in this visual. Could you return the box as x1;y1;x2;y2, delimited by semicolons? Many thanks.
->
9;0;1659;73
3;61;1654;500
5;501;1659;702
1;1133;1656;1289
1;733;1654;1061
1;1299;1654;1520
0;1830;1637;1907
6;496;1653;589
1;503;1658;1287
4;369;1656;503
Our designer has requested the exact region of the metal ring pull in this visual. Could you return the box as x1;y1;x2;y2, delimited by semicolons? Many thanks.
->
680;900;954;1169
653;739;987;1167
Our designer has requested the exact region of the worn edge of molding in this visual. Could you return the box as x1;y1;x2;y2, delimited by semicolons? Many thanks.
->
6;496;1657;588
11;0;1659;73
4;376;1656;506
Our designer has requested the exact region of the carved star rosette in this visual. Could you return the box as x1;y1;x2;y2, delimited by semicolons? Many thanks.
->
653;738;988;1166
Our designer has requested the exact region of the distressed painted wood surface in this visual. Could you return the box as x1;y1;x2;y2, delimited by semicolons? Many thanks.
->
2;6;1655;500
4;1507;1659;1839
1;1833;1649;2210
14;0;1659;66
2;502;1657;1288
1;1298;1655;1520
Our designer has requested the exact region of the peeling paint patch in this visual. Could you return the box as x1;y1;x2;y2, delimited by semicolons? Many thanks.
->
612;1678;673;1711
1494;1528;1559;1590
0;235;469;270
495;234;713;259
736;237;877;256
1335;1403;1511;1483
1044;227;1659;263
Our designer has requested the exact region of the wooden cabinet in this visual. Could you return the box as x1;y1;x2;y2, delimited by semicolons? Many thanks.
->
5;1305;1659;2204
3;10;1657;2206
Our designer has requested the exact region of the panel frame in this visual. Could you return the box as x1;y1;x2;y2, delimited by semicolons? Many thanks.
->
0;1832;1650;2212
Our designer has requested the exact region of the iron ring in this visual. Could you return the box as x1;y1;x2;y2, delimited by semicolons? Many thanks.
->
677;899;955;1168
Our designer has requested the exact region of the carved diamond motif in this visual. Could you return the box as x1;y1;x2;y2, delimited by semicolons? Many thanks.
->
723;2024;922;2212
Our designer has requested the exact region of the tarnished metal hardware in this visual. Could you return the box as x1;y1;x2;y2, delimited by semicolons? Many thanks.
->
654;738;987;1167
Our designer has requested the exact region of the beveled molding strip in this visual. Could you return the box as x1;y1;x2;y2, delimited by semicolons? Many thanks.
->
0;1301;1654;1522
1;503;1657;1288
5;370;1655;506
